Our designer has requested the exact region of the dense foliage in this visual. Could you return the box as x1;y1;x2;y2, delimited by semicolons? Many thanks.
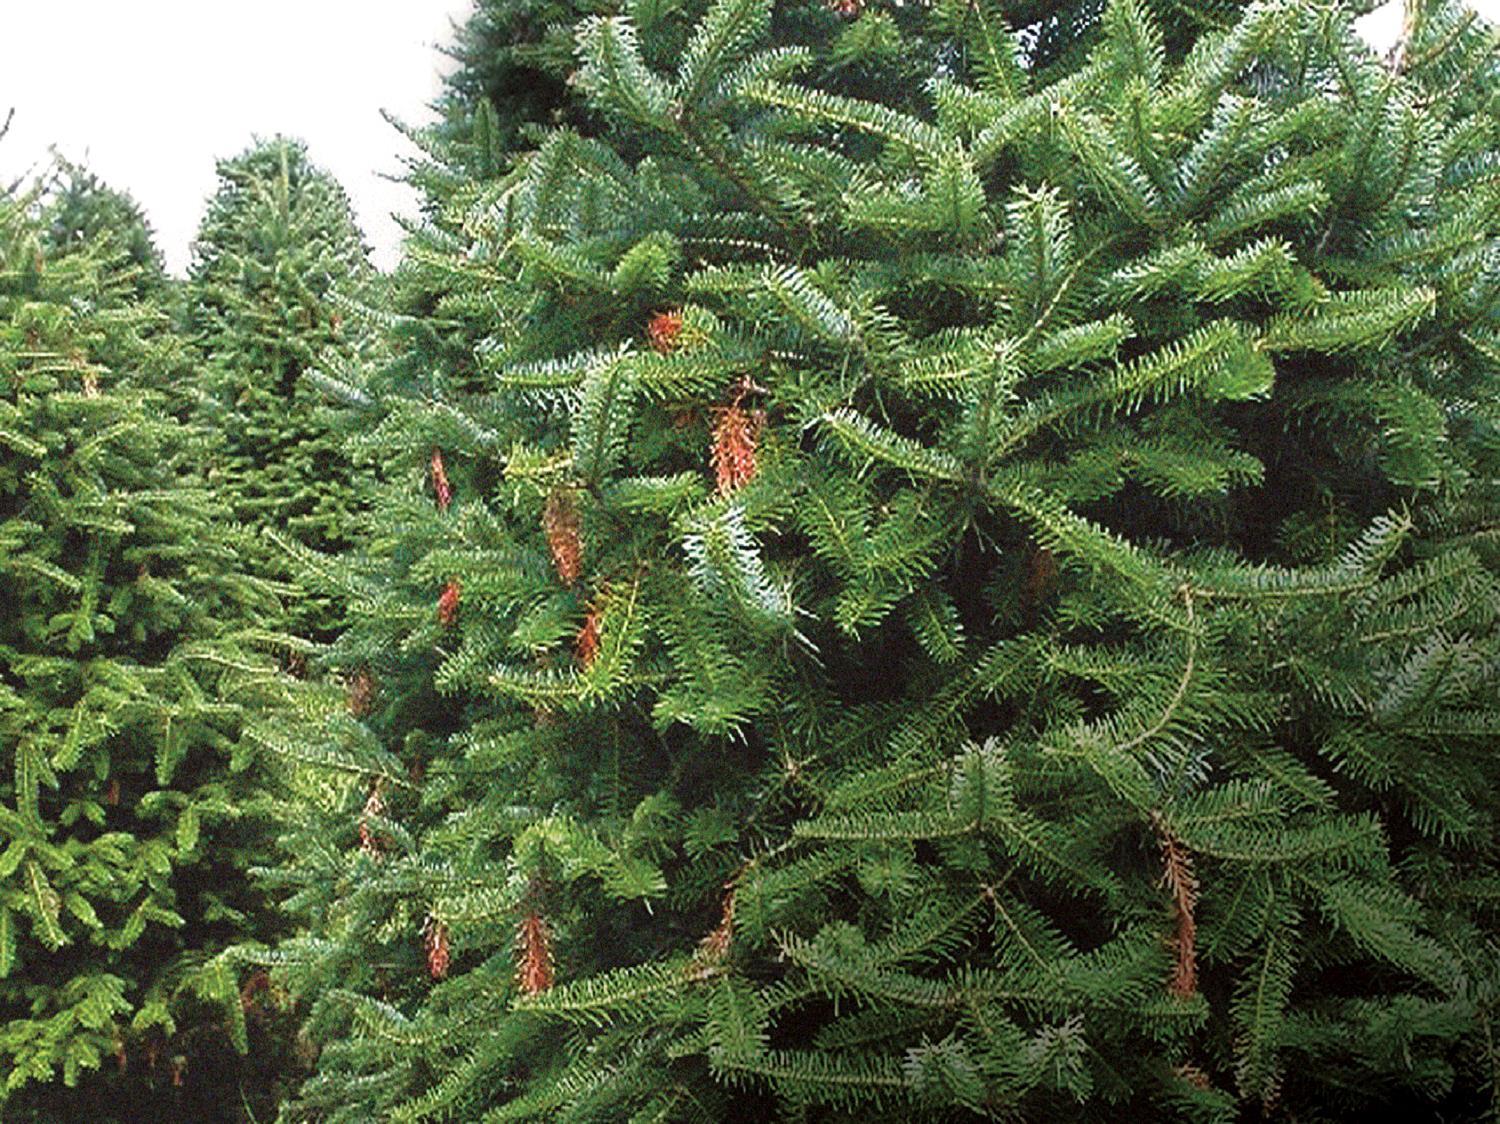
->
248;0;1500;1121
2;1;1497;1120
187;137;376;641
0;179;298;1119
42;162;169;297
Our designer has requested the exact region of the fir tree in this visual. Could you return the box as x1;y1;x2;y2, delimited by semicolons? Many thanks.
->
0;173;300;1120
187;137;376;642
39;163;204;419
42;160;169;299
428;0;584;165
261;0;1499;1119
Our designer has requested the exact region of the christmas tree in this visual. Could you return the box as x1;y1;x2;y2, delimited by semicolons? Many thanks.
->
0;170;301;1120
186;136;377;642
38;163;206;421
41;160;169;299
258;0;1499;1119
426;0;594;167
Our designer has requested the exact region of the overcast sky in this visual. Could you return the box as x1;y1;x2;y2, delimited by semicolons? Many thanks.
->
1;0;1493;276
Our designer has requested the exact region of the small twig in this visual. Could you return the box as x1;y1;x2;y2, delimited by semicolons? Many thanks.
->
1117;586;1198;760
1409;9;1476;72
1387;0;1422;76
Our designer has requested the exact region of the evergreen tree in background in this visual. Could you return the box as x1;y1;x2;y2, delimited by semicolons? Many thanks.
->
41;160;168;298
429;0;582;161
246;0;1496;1119
187;137;376;642
0;173;303;1119
38;162;206;420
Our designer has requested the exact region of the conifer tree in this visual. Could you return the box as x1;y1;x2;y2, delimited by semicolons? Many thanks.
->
262;0;1499;1119
430;0;583;161
0;174;299;1120
187;137;376;641
42;161;168;299
39;163;204;420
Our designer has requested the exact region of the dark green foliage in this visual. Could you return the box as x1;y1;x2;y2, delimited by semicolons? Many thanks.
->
0;177;300;1118
42;161;168;297
429;0;586;171
38;163;205;421
187;137;376;641
253;0;1499;1120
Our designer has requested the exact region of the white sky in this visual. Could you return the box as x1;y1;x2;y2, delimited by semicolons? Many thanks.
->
0;0;1494;276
